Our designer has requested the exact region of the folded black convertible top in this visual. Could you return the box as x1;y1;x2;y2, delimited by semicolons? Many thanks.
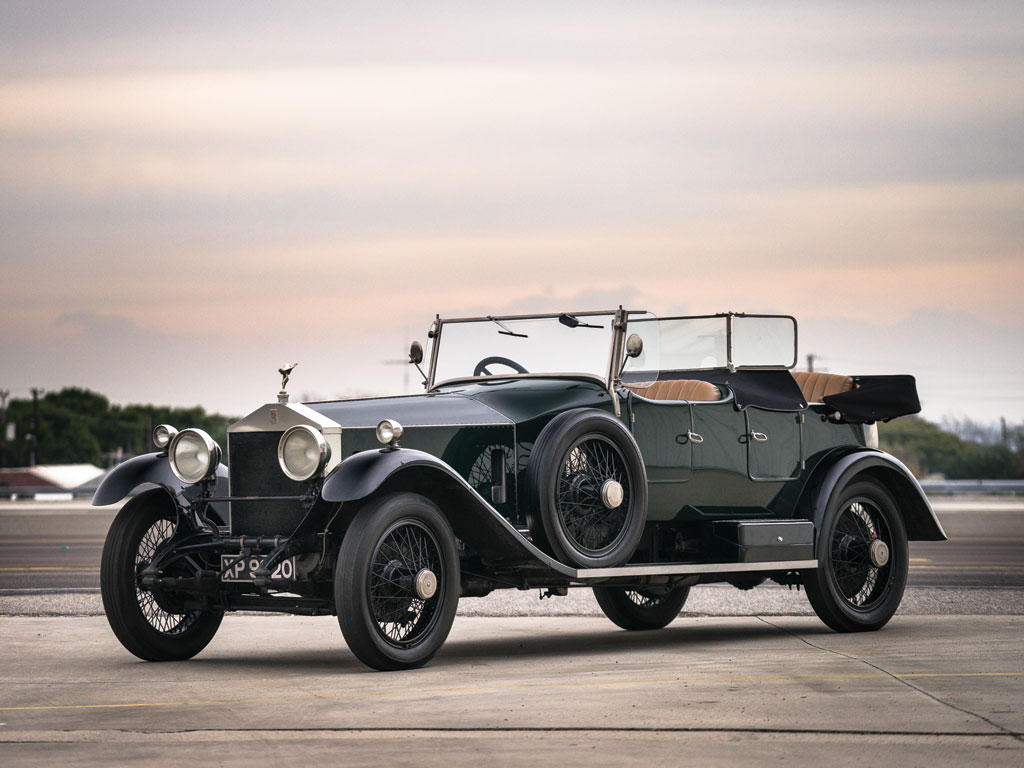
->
823;375;921;423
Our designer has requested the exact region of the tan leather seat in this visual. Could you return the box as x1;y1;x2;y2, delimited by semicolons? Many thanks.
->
791;371;854;403
624;379;722;402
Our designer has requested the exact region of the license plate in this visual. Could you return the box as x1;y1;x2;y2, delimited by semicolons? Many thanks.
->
221;554;296;582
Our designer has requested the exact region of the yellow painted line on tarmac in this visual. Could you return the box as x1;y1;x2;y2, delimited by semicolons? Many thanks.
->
1;672;1020;713
0;567;99;572
0;539;106;544
945;537;1024;543
909;558;931;563
910;564;1024;571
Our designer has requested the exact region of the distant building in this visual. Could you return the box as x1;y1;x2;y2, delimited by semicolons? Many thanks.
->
0;464;105;490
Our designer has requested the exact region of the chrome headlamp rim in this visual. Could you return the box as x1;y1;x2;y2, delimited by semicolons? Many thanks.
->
167;428;221;485
152;424;178;451
277;424;331;482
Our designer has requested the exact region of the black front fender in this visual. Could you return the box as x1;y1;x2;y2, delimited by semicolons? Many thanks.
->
322;448;573;574
92;452;229;508
804;449;946;541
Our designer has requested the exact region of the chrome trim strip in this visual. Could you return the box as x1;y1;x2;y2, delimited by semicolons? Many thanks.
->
572;559;818;580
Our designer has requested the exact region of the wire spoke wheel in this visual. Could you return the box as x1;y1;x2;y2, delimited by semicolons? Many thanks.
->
557;436;631;555
830;501;890;608
368;520;443;647
336;493;460;671
134;518;203;635
100;489;223;661
804;480;908;633
624;589;667;609
528;409;648;569
593;584;690;630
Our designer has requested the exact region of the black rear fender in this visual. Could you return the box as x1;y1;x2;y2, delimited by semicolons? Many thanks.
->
800;449;946;541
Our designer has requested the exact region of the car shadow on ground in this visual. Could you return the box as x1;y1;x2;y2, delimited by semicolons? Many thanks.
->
170;617;841;675
435;618;838;666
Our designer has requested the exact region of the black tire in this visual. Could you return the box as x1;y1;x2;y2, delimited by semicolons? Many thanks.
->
527;409;647;568
804;479;908;632
335;493;460;671
100;489;223;661
593;584;690;630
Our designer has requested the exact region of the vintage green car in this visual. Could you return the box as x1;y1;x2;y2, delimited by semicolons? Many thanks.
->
94;309;944;670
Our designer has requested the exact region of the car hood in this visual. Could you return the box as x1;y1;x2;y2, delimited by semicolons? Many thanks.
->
305;391;513;429
305;376;613;429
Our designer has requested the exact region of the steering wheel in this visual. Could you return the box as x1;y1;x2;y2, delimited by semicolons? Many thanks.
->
473;356;529;376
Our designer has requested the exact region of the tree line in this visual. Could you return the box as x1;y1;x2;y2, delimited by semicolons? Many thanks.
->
1;387;1022;479
879;416;1024;479
0;388;234;469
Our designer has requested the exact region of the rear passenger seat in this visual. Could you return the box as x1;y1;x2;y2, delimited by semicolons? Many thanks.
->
791;371;854;403
623;379;722;402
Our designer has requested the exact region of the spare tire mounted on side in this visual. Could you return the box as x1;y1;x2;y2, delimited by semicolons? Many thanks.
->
527;408;647;569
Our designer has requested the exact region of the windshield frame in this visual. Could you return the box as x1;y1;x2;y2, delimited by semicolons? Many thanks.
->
427;309;641;391
623;312;799;375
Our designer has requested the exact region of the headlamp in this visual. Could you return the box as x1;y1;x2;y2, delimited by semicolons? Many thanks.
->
278;424;331;482
375;419;404;446
152;424;178;450
168;428;221;484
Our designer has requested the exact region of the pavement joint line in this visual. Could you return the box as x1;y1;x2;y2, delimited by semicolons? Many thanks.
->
756;617;1024;743
0;672;1020;713
1;727;1023;740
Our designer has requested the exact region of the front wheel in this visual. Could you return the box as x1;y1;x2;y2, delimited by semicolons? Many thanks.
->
804;479;908;632
335;493;460;671
593;584;690;630
100;489;223;661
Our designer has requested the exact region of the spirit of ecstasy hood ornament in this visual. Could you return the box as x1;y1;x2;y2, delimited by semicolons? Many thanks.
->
278;362;298;404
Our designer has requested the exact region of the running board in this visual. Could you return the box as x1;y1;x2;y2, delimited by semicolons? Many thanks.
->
570;559;818;581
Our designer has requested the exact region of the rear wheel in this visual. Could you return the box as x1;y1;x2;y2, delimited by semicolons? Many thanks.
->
804;480;908;632
100;489;223;661
593;584;690;630
335;493;460;670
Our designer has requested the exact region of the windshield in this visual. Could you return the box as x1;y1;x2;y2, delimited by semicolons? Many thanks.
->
624;314;797;374
431;313;618;385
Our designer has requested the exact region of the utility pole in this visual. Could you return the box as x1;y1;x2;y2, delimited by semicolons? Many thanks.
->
806;354;816;372
30;388;43;466
382;330;413;394
0;389;8;469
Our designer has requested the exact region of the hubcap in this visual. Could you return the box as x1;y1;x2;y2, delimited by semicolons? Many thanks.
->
415;568;438;599
601;479;624;509
869;539;890;568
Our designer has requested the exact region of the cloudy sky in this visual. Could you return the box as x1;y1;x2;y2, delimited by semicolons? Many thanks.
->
1;1;1022;424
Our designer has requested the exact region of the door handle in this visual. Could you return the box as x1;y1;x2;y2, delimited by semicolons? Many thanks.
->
750;431;768;443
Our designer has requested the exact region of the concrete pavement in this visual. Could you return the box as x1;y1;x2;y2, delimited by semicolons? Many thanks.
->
0;614;1021;766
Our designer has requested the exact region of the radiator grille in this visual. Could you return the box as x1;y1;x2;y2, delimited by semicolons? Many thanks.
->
228;432;306;536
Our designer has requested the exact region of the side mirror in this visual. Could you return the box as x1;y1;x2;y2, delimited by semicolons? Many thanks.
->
409;340;424;365
625;334;643;358
409;340;428;390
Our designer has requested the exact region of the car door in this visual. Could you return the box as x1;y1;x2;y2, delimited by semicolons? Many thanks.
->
744;407;804;481
626;394;694;508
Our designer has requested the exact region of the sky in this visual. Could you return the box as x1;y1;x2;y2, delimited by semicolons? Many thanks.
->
1;1;1022;426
